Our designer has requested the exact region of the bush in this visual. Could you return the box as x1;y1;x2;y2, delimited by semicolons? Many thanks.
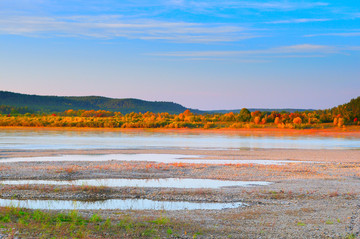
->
274;117;280;124
333;118;338;126
293;117;302;124
338;118;344;127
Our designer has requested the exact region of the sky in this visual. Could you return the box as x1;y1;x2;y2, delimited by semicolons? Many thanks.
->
0;0;359;110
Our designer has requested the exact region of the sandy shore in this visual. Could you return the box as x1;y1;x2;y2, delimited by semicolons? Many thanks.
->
0;148;359;238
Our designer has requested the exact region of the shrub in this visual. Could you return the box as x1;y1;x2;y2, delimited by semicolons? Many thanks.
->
274;117;280;124
338;118;344;127
293;117;302;124
333;118;338;126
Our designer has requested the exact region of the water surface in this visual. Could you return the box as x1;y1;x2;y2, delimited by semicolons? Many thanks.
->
0;154;301;165
0;198;245;210
0;129;359;150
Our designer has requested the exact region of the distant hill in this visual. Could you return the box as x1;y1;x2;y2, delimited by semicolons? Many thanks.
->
0;91;198;114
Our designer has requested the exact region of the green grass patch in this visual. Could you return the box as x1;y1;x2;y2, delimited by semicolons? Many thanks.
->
297;221;306;226
325;220;334;225
0;206;193;238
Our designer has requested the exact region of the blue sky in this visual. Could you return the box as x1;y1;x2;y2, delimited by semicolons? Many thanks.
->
0;0;359;110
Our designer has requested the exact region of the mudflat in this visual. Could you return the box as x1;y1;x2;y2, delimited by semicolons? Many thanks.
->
0;147;359;238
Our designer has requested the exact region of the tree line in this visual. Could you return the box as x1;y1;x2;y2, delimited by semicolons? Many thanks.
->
0;96;359;129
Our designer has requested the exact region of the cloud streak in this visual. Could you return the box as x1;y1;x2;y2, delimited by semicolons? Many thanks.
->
155;1;330;11
0;15;256;43
151;44;339;59
267;18;330;24
306;32;360;37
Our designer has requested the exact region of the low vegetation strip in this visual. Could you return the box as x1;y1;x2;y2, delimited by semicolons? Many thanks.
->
0;108;359;129
0;206;197;238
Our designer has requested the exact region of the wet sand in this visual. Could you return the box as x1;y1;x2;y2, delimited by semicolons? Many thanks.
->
1;148;360;163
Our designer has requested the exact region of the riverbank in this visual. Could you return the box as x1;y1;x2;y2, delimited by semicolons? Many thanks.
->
0;148;359;238
1;125;360;138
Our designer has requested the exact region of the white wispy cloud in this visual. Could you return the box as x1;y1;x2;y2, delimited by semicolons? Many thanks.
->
306;32;360;37
160;1;329;11
345;46;360;50
229;2;329;10
277;44;335;52
0;15;256;43
267;18;330;24
151;44;338;58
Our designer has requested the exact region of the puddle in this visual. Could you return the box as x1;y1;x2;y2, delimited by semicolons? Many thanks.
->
0;198;245;210
0;154;302;165
0;178;272;188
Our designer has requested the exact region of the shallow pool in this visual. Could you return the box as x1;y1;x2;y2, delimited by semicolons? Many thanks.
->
0;178;272;188
0;153;302;165
0;198;246;210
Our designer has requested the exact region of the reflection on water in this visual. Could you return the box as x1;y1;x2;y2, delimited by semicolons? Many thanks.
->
0;154;301;165
0;178;272;188
0;198;245;210
0;129;359;150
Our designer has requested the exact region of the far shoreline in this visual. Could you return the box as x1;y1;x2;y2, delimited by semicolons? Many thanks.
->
1;125;360;138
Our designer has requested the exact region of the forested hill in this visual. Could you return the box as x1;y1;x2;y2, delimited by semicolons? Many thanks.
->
0;91;196;114
342;96;360;113
331;96;360;119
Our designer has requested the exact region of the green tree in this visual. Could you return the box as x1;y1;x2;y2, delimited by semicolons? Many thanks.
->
238;108;251;122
